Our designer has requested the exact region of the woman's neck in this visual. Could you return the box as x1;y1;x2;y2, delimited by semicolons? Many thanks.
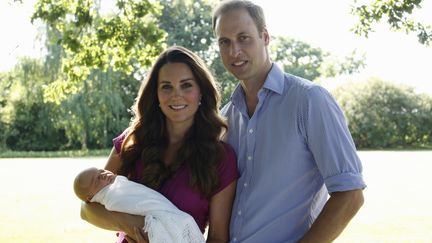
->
163;121;192;165
166;122;191;145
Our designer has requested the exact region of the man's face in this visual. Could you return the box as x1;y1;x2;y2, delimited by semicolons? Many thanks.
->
215;8;269;84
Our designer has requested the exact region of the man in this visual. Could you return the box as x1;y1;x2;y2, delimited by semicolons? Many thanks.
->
212;1;366;242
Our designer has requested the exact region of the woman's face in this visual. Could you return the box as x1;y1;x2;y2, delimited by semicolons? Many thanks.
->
157;62;202;129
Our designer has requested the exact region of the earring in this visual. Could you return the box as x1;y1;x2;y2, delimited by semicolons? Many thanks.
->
198;101;201;106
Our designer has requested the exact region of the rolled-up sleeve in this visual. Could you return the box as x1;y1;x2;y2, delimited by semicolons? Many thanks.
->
303;86;366;193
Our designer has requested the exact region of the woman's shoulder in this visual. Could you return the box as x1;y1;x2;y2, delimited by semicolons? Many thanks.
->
217;141;238;173
112;128;130;152
221;141;234;152
221;141;236;160
211;141;239;196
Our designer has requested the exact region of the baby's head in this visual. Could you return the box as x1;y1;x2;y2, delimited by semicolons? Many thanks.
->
73;167;116;202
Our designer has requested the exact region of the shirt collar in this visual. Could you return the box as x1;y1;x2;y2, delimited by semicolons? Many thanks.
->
263;63;285;95
230;83;245;108
230;63;285;104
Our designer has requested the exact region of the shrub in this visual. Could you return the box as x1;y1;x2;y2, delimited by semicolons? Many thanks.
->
333;78;432;149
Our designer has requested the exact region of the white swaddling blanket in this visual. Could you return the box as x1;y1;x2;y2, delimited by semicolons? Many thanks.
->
91;176;205;243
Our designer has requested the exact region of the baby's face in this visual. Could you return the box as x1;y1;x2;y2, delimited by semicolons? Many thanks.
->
83;168;116;200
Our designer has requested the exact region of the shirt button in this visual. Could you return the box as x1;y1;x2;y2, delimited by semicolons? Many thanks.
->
233;238;237;242
249;128;254;133
248;156;252;160
238;210;242;215
244;182;248;187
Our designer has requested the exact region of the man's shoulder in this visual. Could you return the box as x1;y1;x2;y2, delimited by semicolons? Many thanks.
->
283;72;317;92
282;72;332;99
269;64;317;94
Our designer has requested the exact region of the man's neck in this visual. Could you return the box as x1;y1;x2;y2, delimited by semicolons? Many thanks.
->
240;62;272;117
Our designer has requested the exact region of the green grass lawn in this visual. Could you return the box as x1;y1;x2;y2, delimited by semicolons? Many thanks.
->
335;151;432;243
0;157;114;243
1;151;431;242
0;149;111;158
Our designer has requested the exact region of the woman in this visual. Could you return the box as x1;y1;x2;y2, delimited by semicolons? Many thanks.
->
81;46;238;243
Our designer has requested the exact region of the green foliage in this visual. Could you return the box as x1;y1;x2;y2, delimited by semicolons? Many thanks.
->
8;0;428;152
26;1;161;150
0;55;135;151
351;0;432;46
0;58;68;151
270;36;366;81
0;72;11;150
6;102;67;151
55;69;136;150
158;0;236;106
159;0;215;57
32;0;167;102
210;52;238;106
270;36;325;81
333;78;432;148
319;50;366;78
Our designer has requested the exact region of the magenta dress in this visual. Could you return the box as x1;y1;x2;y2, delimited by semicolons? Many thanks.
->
113;130;238;242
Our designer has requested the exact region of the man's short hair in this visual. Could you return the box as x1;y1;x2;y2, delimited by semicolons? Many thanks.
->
212;0;267;34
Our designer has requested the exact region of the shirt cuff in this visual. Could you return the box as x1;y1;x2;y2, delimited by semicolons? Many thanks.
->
324;172;366;193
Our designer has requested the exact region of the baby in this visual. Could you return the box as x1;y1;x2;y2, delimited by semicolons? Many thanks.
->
73;167;205;243
74;167;117;202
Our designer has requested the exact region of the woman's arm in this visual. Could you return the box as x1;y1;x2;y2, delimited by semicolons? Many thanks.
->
80;201;144;235
206;180;237;243
80;147;144;238
104;147;123;173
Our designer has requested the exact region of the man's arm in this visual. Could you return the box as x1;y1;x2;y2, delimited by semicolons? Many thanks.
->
299;189;364;243
80;201;144;238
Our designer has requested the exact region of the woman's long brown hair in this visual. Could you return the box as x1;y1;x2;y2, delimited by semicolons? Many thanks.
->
118;46;227;198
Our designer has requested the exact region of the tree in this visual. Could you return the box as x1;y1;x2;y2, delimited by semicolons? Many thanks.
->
30;0;164;149
159;0;215;57
0;72;14;150
319;50;366;78
158;0;236;105
31;0;167;103
270;36;365;81
351;0;432;46
333;78;432;148
1;58;67;151
270;36;325;81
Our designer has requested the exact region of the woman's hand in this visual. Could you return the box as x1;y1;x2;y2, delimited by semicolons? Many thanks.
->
124;227;149;243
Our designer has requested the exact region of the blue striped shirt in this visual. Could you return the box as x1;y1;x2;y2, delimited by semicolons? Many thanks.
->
222;64;366;243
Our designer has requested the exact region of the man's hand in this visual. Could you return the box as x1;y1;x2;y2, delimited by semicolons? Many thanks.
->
124;227;149;243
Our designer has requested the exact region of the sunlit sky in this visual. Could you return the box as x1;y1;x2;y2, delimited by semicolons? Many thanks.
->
1;0;431;94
